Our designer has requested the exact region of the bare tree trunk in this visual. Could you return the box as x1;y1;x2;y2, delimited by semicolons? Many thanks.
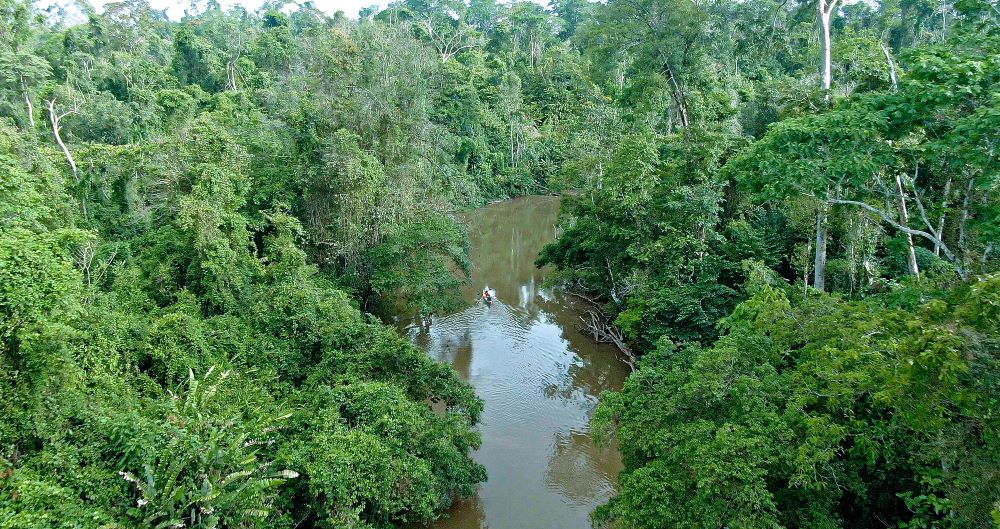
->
880;42;898;90
47;98;87;220
226;59;238;91
958;180;973;272
935;178;951;256
21;78;35;128
861;215;878;286
847;216;857;294
819;0;838;100
47;98;77;180
821;16;832;93
509;121;515;167
664;64;690;128
895;173;920;279
805;238;812;298
822;195;968;280
814;203;829;291
863;253;877;286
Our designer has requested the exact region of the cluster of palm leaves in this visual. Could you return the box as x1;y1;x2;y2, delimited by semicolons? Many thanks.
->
121;368;298;529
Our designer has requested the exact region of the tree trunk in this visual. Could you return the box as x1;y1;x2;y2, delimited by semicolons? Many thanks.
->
935;178;951;256
847;216;857;294
814;204;829;291
958;180;973;272
226;60;238;91
47;99;77;180
863;252;877;286
861;215;878;286
804;239;812;298
895;173;920;279
509;121;515;167
820;11;832;94
880;42;898;90
664;64;690;128
819;0;838;100
21;78;35;129
824;196;968;280
47;98;85;220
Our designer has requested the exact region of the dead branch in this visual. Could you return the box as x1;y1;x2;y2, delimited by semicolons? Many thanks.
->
578;309;636;371
47;97;78;181
795;183;968;279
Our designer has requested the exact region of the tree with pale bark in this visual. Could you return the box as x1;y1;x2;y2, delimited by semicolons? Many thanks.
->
732;32;998;285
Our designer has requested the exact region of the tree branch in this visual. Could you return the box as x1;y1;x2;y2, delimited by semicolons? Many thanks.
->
795;182;968;278
47;97;78;181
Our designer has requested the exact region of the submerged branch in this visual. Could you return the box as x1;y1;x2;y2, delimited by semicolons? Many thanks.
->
571;298;636;371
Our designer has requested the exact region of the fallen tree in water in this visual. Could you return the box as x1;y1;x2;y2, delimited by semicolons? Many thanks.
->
568;290;637;371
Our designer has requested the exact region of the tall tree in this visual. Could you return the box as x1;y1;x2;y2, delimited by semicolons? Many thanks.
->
818;0;840;98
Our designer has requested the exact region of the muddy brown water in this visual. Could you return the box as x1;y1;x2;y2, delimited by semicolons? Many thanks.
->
391;195;631;529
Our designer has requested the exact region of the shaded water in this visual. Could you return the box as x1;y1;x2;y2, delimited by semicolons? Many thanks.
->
394;196;631;529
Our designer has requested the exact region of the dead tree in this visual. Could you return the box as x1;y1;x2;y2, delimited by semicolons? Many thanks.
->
579;310;636;371
47;97;78;180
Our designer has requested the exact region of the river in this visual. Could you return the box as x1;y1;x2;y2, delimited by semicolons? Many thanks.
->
392;195;631;529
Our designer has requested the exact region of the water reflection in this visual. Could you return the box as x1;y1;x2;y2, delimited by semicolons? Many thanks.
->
545;430;620;505
397;196;630;529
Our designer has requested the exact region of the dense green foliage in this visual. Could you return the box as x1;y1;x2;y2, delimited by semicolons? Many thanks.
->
0;0;606;311
0;0;597;525
540;0;1000;349
594;274;1000;527
532;0;999;527
1;0;998;527
0;116;486;527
